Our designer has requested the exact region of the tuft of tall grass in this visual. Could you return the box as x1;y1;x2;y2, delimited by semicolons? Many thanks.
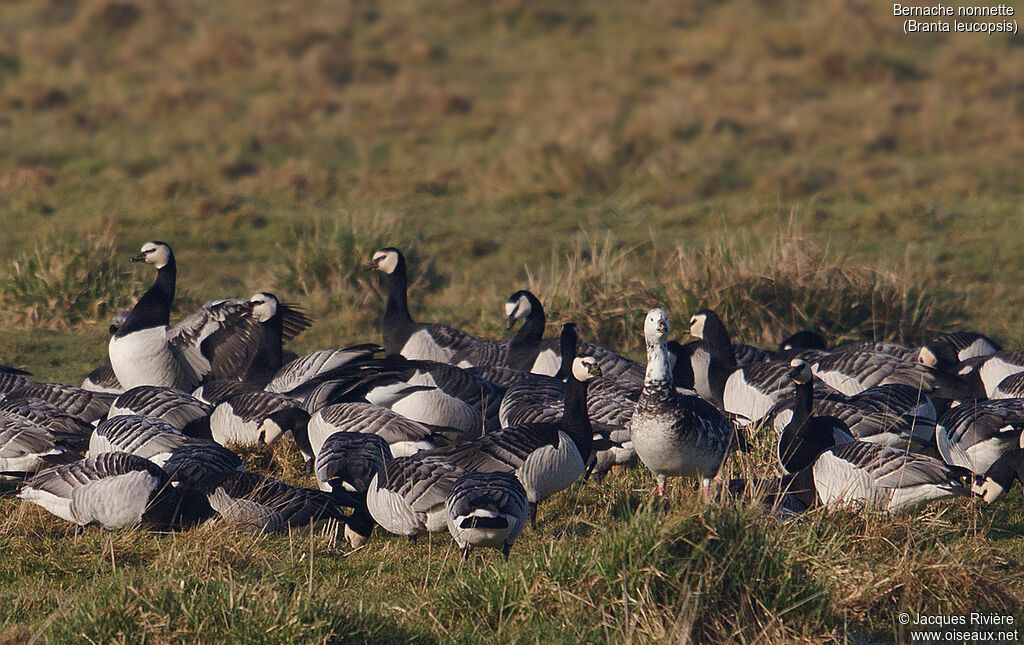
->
665;232;964;347
0;231;139;331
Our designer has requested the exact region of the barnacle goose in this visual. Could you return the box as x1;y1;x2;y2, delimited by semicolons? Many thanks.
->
955;350;1024;399
0;397;92;450
370;247;479;362
445;471;528;560
497;323;638;481
775;360;855;473
1;414;80;477
1;372;115;423
233;292;311;388
426;352;601;526
451;290;551;371
935;399;1024;502
204;471;367;536
19;452;212;530
809;350;969;400
308;402;436;459
993;371;1024;399
90;415;206;467
315;432;392;547
734;442;971;515
923;331;1001;370
209;391;312;458
109;386;214;439
161;444;244;489
631;309;740;497
366;452;465;541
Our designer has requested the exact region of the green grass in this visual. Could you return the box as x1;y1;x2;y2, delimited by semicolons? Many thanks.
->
2;0;1024;642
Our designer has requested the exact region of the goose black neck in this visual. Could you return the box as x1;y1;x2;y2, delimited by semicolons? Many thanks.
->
700;311;736;369
561;372;593;460
117;259;176;337
793;378;813;425
555;324;579;379
245;312;285;387
780;468;818;509
382;253;414;354
509;294;546;347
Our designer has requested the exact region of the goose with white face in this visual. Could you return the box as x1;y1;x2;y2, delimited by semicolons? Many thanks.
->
787;359;813;385
369;248;400;275
130;241;172;269
248;292;279;323
571;356;602;382
644;308;670;342
504;294;533;329
688;313;706;339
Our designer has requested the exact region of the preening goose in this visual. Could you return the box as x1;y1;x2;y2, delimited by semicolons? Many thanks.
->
445;471;528;560
370;247;478;361
631;308;740;497
19;452;212;530
935;399;1024;502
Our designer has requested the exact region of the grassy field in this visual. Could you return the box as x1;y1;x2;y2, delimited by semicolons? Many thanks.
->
1;0;1023;642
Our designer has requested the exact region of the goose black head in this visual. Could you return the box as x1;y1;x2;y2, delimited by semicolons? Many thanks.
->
644;308;670;342
248;292;279;323
778;330;827;353
109;310;128;335
504;290;535;329
369;247;401;275
787;358;813;384
130;241;173;270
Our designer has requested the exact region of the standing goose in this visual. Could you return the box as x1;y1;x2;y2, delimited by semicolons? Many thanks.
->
631;308;740;497
18;452;211;530
445;471;528;561
370;247;478;361
366;453;466;541
209;391;312;459
451;290;550;371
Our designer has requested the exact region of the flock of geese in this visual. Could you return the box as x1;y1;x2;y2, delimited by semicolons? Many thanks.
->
2;241;1024;559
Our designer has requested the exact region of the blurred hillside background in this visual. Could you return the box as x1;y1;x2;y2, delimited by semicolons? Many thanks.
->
0;0;1022;376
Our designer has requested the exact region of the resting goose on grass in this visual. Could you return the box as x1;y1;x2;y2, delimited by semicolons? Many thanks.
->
954;350;1024;399
370;247;478;362
109;386;214;439
161;444;244;489
736;441;971;515
0;397;92;450
18;452;212;530
308;402;436;459
775;360;855;473
922;331;1001;370
935;399;1024;502
315;432;392;547
0;414;80;477
445;471;528;561
808;350;969;400
90;415;206;467
630;308;741;498
1;375;115;423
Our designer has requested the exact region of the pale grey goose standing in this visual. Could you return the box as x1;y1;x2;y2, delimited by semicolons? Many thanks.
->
445;471;528;560
631;308;741;497
370;247;479;362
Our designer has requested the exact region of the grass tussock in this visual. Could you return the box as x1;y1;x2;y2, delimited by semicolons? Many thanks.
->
0;230;138;331
526;230;961;356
